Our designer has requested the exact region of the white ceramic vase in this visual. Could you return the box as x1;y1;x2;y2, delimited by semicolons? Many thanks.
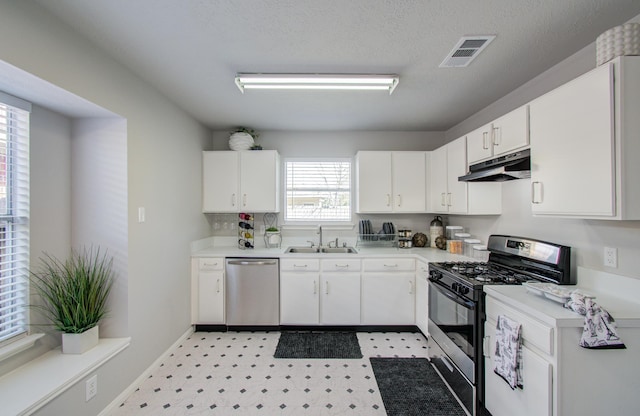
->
62;325;99;354
228;132;254;151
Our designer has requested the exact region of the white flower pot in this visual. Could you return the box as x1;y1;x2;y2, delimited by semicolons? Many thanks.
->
228;132;255;151
62;325;99;354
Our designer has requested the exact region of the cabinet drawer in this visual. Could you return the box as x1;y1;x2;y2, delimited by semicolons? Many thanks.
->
321;259;361;272
486;298;554;356
280;258;320;272
199;257;224;271
363;258;415;272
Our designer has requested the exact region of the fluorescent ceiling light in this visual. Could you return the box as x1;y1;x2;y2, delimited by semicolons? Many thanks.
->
235;73;399;94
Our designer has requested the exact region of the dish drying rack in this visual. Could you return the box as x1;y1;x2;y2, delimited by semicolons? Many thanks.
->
356;233;398;248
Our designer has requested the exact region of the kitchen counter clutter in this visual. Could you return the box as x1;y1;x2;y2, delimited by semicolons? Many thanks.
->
483;267;640;416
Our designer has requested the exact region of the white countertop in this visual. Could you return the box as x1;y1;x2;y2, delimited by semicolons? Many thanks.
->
484;273;640;328
191;238;468;263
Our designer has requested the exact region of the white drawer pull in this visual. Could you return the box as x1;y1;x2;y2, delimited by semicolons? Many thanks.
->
293;264;308;268
384;264;398;268
334;264;349;269
216;278;221;293
313;280;317;295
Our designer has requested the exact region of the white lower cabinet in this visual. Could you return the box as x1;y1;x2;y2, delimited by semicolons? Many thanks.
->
361;258;415;325
280;258;361;325
484;288;640;416
484;320;552;416
191;257;225;324
280;258;321;325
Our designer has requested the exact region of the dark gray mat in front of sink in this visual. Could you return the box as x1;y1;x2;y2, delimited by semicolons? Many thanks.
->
370;357;466;416
274;331;363;359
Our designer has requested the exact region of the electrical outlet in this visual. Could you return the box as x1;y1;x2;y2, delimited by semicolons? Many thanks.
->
604;247;618;268
86;374;98;402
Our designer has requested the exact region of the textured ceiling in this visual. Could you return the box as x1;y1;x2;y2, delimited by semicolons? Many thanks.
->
33;0;640;131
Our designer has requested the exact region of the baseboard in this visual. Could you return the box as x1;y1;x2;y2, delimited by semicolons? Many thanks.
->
98;327;194;416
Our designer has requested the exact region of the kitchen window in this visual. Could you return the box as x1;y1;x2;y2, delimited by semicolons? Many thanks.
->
285;159;351;222
0;93;30;348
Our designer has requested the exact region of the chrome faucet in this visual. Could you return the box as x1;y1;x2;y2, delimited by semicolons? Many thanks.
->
317;225;323;247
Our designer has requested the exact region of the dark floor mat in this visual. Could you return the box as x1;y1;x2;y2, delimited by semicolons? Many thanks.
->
274;331;363;359
370;357;467;416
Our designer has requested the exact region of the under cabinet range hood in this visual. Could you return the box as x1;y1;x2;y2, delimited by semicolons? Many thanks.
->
458;148;531;182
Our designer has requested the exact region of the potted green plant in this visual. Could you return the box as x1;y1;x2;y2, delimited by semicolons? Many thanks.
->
30;247;115;354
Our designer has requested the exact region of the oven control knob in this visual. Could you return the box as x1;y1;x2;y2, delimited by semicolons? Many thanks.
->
452;282;459;292
461;286;469;295
429;270;442;281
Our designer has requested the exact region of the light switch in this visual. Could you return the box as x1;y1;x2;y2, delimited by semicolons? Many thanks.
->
138;207;146;223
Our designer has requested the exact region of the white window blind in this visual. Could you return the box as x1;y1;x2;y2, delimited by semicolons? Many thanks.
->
0;94;30;347
285;159;351;222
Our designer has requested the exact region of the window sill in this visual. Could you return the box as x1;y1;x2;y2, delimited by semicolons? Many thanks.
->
0;334;45;362
0;337;130;415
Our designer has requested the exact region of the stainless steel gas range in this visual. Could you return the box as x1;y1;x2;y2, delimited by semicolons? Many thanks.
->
427;235;573;416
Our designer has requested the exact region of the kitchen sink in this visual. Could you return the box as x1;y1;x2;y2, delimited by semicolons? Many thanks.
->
284;246;358;254
321;247;358;254
285;246;321;254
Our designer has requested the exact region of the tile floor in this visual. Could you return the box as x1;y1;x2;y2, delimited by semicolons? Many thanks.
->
111;331;433;415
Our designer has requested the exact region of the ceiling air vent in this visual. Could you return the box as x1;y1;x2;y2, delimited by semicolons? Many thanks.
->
439;35;496;68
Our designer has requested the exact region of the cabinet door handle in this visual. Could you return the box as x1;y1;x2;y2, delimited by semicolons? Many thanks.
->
242;194;247;207
386;194;391;207
409;280;414;294
482;131;489;150
216;278;221;293
531;181;543;204
232;193;236;207
313;280;317;295
440;192;446;207
397;194;402;207
483;336;491;357
447;193;452;207
325;281;329;295
493;126;500;146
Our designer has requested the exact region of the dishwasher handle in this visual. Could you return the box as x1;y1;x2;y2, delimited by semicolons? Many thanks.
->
227;259;278;266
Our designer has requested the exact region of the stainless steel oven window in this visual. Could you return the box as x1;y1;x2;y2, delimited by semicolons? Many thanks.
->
428;281;476;360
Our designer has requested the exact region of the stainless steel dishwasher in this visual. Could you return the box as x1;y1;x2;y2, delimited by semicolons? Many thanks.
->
225;258;279;327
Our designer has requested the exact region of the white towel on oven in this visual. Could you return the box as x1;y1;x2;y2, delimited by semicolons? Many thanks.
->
494;314;523;389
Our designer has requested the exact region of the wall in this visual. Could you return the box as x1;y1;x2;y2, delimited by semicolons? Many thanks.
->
0;1;211;415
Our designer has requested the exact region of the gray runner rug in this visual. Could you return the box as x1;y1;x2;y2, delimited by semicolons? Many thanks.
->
370;357;466;416
274;331;363;359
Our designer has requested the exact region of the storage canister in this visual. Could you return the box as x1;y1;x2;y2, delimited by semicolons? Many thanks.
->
473;245;490;262
446;226;463;252
464;239;482;257
450;232;470;254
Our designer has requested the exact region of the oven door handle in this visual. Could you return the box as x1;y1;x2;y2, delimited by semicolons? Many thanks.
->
429;280;476;310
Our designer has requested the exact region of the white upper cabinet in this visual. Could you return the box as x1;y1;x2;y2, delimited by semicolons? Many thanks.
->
202;150;280;213
529;57;640;219
468;106;530;165
429;137;501;215
356;151;426;213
